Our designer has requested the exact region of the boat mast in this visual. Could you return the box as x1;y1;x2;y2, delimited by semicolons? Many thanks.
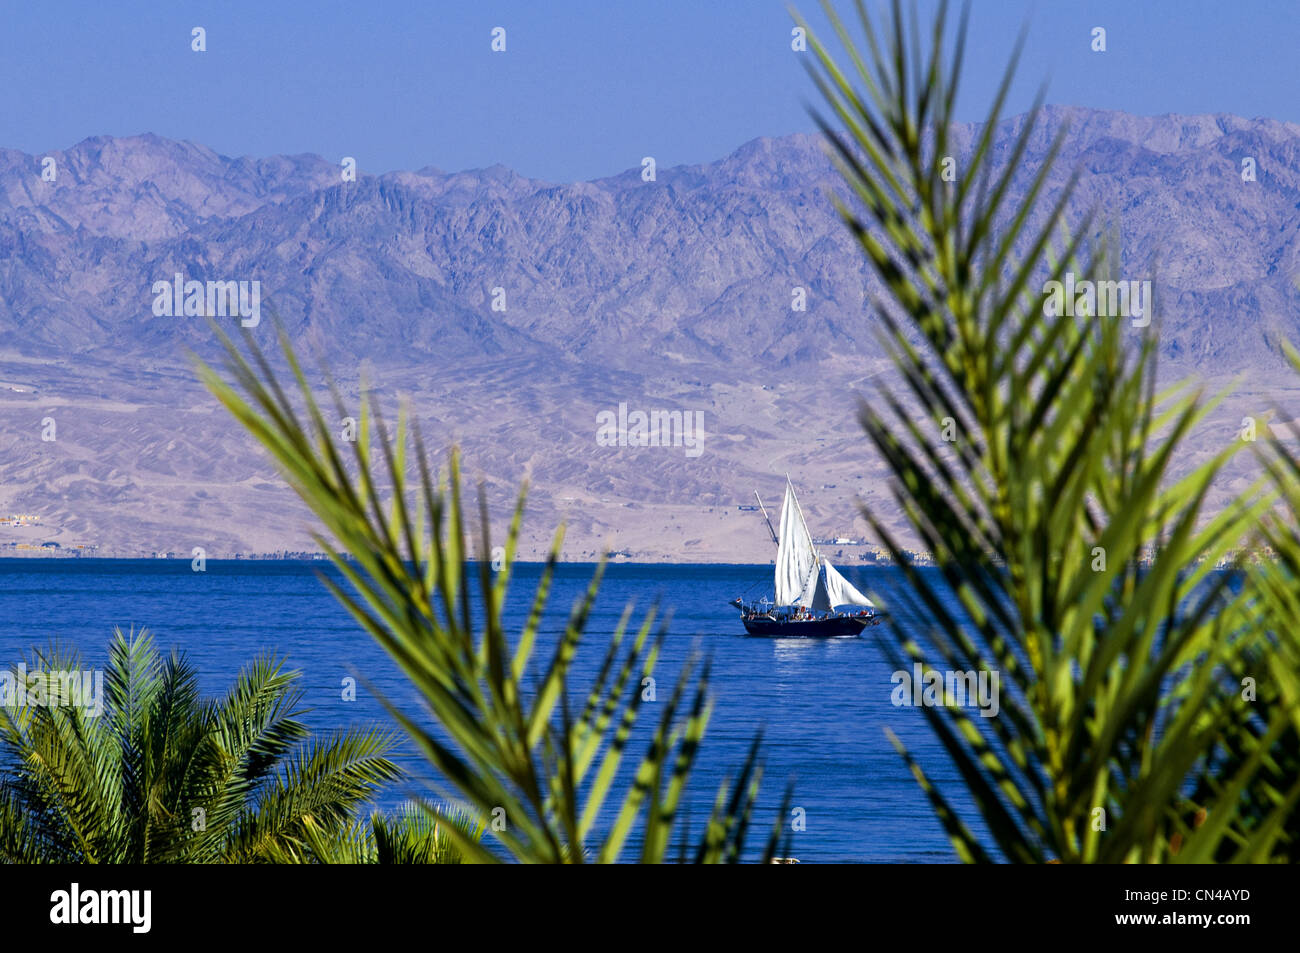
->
754;491;778;546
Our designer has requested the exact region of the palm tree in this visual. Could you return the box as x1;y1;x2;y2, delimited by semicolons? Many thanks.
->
800;0;1300;861
0;627;401;863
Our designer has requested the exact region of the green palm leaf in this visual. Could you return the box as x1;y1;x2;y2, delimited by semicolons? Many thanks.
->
801;0;1297;863
197;326;779;864
0;628;399;863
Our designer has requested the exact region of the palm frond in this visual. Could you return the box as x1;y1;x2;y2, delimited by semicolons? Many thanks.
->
802;0;1295;862
196;325;774;863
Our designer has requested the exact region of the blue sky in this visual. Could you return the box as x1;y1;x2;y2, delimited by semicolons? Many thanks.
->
2;1;1298;182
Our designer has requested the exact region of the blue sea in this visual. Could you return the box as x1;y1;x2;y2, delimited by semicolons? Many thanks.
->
0;558;988;863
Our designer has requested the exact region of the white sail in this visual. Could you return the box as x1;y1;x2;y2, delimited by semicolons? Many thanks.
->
811;558;874;611
774;481;818;606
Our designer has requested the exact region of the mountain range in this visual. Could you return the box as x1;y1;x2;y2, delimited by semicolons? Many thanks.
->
2;106;1299;560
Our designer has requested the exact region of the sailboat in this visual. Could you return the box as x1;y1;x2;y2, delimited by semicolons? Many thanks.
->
729;478;883;637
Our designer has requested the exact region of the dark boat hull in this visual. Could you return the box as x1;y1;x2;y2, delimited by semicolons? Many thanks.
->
740;613;879;638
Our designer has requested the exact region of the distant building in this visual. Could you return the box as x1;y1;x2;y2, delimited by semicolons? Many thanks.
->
0;514;41;526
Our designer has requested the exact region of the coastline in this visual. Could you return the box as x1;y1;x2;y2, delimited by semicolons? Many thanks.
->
0;550;922;566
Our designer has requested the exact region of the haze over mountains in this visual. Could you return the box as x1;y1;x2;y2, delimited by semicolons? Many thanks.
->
2;106;1299;560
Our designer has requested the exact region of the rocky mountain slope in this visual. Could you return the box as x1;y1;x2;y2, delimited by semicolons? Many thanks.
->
2;106;1299;558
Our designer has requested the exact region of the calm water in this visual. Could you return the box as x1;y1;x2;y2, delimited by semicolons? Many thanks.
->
0;558;989;862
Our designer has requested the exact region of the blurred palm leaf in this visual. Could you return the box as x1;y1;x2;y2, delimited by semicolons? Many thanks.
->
263;802;485;864
197;330;787;863
801;0;1297;862
1204;342;1300;861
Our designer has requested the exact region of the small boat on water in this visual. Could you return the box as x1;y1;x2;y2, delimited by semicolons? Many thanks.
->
729;478;884;637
